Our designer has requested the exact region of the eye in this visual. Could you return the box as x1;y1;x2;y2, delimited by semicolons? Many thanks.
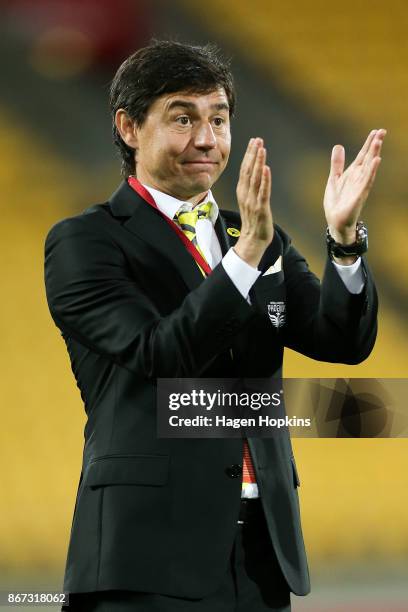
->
213;117;225;127
175;115;191;126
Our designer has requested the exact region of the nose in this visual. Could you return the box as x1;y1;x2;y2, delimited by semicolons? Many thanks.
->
193;121;217;150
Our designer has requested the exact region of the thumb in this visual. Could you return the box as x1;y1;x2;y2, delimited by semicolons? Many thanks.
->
330;144;345;179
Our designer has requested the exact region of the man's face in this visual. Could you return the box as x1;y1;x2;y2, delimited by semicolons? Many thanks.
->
134;88;231;201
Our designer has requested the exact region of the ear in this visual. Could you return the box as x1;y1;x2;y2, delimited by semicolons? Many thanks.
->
115;109;138;149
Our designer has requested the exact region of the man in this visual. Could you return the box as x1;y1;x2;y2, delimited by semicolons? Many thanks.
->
45;40;384;611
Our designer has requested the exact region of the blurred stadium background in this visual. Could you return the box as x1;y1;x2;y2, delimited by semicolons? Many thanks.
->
0;0;407;610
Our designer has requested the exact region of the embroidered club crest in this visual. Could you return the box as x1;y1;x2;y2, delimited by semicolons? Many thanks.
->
267;301;286;328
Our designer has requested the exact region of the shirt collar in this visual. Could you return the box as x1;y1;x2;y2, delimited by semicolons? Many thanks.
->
141;183;219;225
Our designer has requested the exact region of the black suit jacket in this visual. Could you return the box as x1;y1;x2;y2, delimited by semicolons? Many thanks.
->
44;180;378;598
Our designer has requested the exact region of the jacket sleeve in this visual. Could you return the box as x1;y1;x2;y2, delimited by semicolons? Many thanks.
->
44;216;255;378
281;238;378;365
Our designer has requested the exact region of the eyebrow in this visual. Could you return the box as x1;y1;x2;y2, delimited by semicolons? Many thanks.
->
166;100;230;113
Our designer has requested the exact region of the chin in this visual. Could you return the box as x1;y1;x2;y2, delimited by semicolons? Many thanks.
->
189;173;214;193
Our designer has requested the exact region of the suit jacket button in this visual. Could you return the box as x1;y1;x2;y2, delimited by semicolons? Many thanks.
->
226;464;242;478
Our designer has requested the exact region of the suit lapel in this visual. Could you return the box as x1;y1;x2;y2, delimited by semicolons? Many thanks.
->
217;210;283;274
215;212;240;256
109;181;209;291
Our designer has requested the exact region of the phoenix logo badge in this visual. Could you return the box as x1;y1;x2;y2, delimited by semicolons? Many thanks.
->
267;301;286;328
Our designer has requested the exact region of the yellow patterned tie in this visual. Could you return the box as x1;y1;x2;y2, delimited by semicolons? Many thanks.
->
174;202;213;275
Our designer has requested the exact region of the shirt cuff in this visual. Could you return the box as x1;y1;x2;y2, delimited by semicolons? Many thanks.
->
222;247;261;300
331;257;365;294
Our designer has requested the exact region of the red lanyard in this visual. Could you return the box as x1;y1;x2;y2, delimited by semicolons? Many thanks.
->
128;176;212;276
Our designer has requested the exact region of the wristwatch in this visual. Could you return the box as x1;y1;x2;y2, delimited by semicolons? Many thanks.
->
326;221;368;259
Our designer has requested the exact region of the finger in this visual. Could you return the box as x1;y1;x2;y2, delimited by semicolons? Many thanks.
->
237;138;263;199
362;129;386;170
248;146;266;199
356;157;381;209
354;130;377;165
239;138;262;180
362;156;382;193
257;165;272;209
330;145;345;178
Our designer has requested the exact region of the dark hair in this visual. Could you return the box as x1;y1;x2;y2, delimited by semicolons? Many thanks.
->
109;39;235;178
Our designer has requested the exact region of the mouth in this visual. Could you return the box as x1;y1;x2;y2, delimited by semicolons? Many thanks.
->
182;161;218;169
